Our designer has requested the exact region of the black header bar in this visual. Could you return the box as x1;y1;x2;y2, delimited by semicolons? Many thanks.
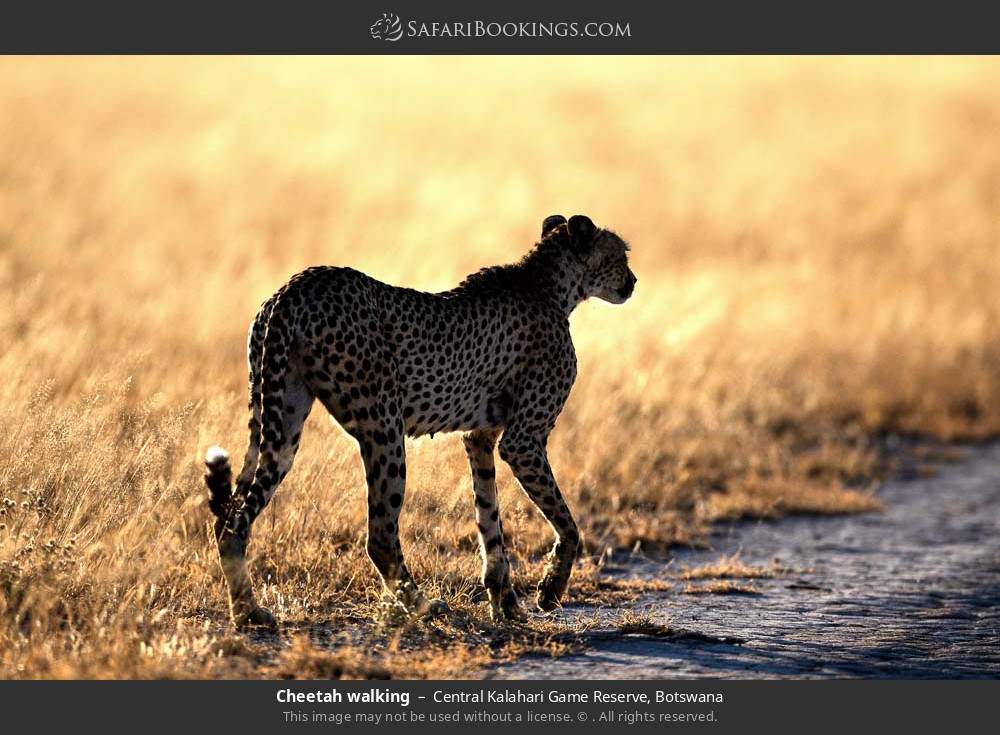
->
1;1;999;54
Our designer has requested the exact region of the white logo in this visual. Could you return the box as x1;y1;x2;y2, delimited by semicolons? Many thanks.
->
370;12;403;41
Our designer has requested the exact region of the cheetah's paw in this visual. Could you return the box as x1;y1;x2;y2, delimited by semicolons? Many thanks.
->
417;597;451;619
236;606;278;632
490;590;528;624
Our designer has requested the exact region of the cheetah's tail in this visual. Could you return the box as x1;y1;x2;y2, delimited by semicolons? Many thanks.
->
204;445;234;520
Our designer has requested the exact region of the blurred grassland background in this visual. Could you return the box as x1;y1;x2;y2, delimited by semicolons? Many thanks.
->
1;56;999;678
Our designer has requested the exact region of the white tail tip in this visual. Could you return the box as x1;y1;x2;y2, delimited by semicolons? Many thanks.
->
205;445;230;467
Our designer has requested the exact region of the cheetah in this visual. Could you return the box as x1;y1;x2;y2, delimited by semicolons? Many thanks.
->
204;214;636;629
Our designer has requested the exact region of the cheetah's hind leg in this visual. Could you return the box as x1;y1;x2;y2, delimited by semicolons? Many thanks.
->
315;387;449;621
356;423;450;619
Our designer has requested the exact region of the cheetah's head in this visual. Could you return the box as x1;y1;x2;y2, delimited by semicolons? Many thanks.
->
543;214;636;304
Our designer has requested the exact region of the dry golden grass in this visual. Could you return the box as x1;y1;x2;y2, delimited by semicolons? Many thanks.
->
678;554;781;581
2;57;1000;678
681;581;762;596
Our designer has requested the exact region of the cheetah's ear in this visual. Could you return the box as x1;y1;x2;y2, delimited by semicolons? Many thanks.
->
568;215;596;252
542;214;567;236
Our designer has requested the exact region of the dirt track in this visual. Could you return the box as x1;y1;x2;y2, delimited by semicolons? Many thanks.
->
493;443;1000;679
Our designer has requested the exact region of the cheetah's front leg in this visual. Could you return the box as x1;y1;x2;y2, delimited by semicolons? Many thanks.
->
498;430;580;612
463;429;526;623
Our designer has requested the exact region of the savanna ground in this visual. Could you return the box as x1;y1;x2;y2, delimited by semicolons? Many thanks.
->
1;57;999;679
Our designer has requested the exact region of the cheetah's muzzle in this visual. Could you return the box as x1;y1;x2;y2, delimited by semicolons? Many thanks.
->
617;271;638;301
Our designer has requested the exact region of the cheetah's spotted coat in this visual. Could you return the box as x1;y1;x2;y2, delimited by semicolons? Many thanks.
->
204;214;636;628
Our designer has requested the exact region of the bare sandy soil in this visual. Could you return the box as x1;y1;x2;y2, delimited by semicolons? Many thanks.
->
493;443;1000;679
